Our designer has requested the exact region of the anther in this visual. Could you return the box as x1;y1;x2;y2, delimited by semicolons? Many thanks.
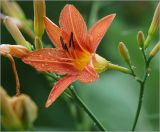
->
60;36;68;52
69;32;75;49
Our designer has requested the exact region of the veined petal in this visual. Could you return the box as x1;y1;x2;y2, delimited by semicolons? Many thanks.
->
45;75;77;107
59;4;88;51
22;48;78;74
44;16;62;48
78;65;99;83
88;14;116;52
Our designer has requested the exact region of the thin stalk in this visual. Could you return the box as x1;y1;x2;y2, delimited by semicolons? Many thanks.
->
141;49;147;64
1;52;20;96
132;79;145;130
131;50;151;131
69;86;106;131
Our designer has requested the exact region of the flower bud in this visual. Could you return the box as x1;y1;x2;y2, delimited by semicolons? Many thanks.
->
11;94;38;129
0;44;30;58
92;54;109;73
9;1;26;20
1;0;25;20
1;0;15;18
137;31;145;48
144;3;160;49
3;16;32;50
149;41;160;57
118;42;131;65
0;87;23;130
34;0;46;37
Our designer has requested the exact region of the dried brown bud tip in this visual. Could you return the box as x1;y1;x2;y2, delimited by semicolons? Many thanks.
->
0;44;30;58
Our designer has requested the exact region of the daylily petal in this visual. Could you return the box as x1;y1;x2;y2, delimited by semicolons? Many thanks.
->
45;75;77;107
78;65;99;83
88;14;116;52
44;16;62;48
22;48;78;75
59;4;87;51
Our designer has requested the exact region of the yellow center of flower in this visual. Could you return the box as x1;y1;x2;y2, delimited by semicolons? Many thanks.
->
73;51;91;71
60;32;91;71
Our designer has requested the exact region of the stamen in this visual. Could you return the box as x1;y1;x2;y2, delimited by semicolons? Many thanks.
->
64;44;68;52
69;32;73;47
69;32;75;49
60;36;68;52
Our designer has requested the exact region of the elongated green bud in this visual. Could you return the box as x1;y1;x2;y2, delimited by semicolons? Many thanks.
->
10;1;26;20
137;31;145;48
34;0;46;37
3;16;32;50
1;0;25;20
149;41;160;57
1;0;15;18
118;42;131;65
144;2;160;49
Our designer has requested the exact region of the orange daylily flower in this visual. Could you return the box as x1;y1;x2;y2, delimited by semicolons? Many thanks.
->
22;4;116;107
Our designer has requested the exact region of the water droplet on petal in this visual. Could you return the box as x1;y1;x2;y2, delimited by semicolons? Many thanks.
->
41;64;45;67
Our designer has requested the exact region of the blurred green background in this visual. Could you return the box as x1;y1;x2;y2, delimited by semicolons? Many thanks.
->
1;1;159;131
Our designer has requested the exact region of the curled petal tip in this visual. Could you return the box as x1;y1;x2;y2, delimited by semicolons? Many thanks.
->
45;99;52;108
110;13;116;19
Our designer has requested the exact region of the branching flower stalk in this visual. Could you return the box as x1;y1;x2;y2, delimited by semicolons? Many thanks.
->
131;42;160;131
131;49;152;131
131;3;160;130
118;40;159;131
119;40;159;131
118;3;159;130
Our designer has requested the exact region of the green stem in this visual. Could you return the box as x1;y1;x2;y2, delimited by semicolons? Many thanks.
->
69;86;106;131
128;64;136;77
132;81;145;131
44;72;106;131
88;1;100;27
108;63;130;74
141;49;147;64
131;50;151;131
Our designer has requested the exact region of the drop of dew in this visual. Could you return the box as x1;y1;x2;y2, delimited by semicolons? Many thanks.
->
41;64;45;67
131;66;136;69
147;73;150;77
134;77;139;80
139;47;142;50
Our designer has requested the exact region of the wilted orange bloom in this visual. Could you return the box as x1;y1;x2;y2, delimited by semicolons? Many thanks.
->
0;44;29;58
22;4;116;107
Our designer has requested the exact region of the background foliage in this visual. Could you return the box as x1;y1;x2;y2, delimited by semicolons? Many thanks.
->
1;1;159;131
